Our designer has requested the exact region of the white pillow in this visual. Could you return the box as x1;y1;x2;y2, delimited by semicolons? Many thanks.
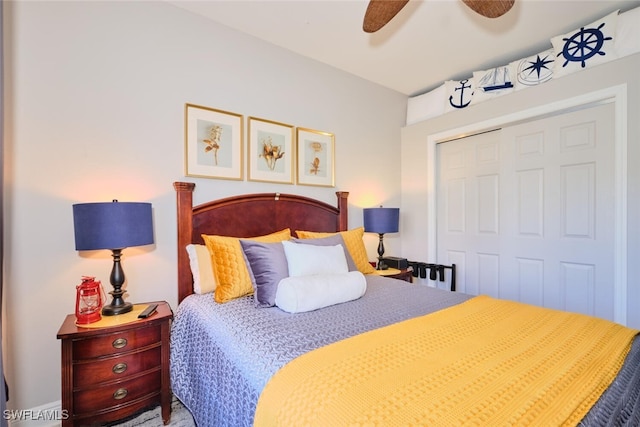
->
281;240;348;277
186;244;216;294
406;83;446;125
615;6;640;58
551;10;619;78
275;272;367;313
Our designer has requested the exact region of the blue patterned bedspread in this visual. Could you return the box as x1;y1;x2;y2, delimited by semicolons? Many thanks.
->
170;276;470;426
170;275;640;426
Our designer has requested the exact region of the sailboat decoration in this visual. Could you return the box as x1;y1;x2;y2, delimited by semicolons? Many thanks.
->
476;66;514;93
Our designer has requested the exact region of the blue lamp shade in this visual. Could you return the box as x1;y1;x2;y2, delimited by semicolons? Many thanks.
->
73;201;154;251
363;207;399;234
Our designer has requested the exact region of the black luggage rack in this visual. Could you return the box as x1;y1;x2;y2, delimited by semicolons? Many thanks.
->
407;262;457;292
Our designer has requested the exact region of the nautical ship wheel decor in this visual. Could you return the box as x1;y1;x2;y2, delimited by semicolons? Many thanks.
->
558;22;612;69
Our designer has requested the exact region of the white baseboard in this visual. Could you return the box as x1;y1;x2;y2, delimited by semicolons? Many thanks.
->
6;400;63;427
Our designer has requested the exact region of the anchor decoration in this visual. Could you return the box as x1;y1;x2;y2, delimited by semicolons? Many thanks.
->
448;79;474;110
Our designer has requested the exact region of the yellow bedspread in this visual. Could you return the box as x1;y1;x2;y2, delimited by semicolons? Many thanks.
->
254;295;638;426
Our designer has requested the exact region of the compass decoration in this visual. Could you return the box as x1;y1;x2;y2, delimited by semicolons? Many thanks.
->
551;10;619;78
513;48;554;89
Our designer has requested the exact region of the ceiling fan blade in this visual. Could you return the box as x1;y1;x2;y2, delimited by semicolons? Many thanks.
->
363;0;410;33
461;0;514;18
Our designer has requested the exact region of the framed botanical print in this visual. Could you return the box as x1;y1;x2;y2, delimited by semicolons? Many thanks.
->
184;104;243;180
248;117;294;184
296;127;335;187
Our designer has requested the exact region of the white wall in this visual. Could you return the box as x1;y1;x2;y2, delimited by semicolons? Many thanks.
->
401;52;640;327
2;1;407;411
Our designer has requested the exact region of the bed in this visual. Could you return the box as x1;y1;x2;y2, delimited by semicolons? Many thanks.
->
170;181;640;426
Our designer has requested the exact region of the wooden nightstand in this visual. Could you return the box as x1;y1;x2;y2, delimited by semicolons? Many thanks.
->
57;301;172;426
386;268;414;283
371;266;414;283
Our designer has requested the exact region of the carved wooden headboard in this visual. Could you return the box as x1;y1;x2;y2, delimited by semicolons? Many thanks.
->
174;182;349;303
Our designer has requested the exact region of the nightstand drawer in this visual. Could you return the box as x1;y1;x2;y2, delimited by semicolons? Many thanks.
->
72;324;161;359
74;345;161;387
73;369;161;415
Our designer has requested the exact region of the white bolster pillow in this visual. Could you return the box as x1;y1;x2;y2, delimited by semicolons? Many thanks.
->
275;271;367;314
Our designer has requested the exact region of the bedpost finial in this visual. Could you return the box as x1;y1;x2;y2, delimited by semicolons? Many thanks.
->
174;182;196;192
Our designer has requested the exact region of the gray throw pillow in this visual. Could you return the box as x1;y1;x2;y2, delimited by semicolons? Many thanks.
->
291;234;358;272
240;240;289;308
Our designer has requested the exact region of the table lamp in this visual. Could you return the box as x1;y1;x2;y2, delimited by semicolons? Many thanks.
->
73;200;154;315
363;206;399;270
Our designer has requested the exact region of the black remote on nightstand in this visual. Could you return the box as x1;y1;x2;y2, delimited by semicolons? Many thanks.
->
138;303;158;318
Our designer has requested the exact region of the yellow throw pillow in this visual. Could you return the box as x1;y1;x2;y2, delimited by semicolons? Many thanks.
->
296;227;376;274
202;228;291;303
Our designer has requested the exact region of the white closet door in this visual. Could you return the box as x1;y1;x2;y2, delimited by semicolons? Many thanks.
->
436;102;615;321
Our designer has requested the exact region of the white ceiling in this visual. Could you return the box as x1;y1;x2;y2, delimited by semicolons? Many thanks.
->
168;0;640;96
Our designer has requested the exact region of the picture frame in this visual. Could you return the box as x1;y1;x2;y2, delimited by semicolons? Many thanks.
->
184;104;243;180
296;127;335;187
248;117;294;184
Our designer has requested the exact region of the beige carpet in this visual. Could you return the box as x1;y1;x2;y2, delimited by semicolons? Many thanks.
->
112;396;195;427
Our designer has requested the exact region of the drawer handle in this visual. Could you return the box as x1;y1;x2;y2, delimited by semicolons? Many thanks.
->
112;337;127;349
113;388;128;400
112;362;127;374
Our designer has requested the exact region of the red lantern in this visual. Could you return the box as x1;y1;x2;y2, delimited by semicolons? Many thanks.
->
75;276;105;325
